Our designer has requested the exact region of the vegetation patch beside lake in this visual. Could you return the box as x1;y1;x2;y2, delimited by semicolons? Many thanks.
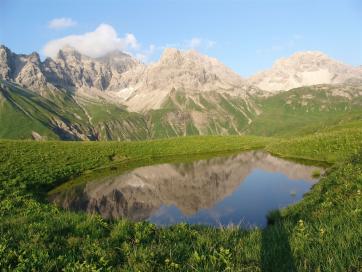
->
0;129;361;271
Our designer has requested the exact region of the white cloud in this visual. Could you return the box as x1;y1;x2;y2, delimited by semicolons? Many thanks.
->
136;44;157;63
43;24;140;58
185;37;216;50
43;26;216;63
206;40;216;49
48;18;77;29
188;38;202;49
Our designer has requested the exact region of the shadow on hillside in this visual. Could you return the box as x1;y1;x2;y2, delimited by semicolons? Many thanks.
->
261;211;296;272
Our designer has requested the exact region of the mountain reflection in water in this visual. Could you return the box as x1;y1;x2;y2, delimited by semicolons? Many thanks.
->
50;151;322;227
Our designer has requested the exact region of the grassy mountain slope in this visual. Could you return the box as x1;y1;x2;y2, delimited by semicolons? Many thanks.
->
146;84;362;139
247;84;362;136
75;97;149;140
1;80;361;141
0;80;150;141
0;80;93;140
147;89;260;138
0;89;59;139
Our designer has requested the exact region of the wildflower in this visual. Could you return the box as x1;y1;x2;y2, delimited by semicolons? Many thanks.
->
319;228;325;236
298;219;305;232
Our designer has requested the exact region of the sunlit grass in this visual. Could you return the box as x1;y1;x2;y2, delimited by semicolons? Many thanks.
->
0;131;361;271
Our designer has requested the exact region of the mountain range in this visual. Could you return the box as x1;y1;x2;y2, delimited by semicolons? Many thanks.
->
0;44;361;140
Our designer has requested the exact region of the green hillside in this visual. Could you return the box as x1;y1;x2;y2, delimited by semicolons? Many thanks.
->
1;80;361;141
147;89;259;138
248;84;362;136
0;81;149;141
0;81;91;140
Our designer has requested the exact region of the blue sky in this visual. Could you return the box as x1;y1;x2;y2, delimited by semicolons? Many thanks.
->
1;0;361;76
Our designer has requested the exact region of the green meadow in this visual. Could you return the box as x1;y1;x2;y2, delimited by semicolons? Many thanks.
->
0;124;361;271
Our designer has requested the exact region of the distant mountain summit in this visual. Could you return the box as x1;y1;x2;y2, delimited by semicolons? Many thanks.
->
114;48;251;111
153;48;245;91
248;51;362;92
0;45;140;95
0;45;51;96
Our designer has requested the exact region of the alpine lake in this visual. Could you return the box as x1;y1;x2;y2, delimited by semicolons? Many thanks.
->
49;151;324;228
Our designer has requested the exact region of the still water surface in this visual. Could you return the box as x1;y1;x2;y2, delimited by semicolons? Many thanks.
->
50;151;322;228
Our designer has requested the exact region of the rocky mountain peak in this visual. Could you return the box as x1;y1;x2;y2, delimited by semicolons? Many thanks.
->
159;48;221;68
98;50;134;62
113;48;247;112
0;45;12;80
0;45;51;93
56;46;83;61
0;44;11;54
96;50;140;74
28;52;41;64
273;51;336;70
159;48;183;65
0;45;144;94
248;51;362;92
141;48;243;91
287;50;328;59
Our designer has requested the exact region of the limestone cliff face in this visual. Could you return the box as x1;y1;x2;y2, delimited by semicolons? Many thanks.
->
0;45;11;80
0;45;140;96
248;51;362;92
113;48;250;111
0;45;53;96
134;48;245;92
43;46;140;91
